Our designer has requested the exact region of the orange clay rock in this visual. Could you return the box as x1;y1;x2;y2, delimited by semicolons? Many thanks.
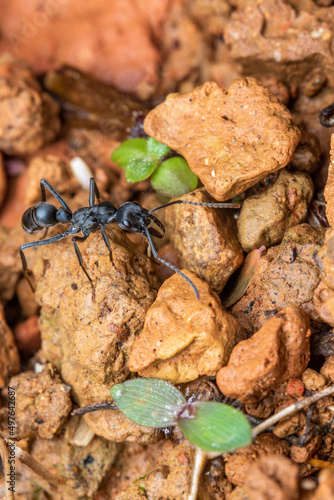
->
129;270;245;384
25;155;80;205
224;1;334;87
0;153;6;208
164;190;243;292
159;2;206;95
30;432;118;499
216;307;311;402
232;224;325;333
27;220;160;443
144;78;301;201
8;367;72;439
0;55;60;155
310;468;334;500
244;454;299;500
115;441;195;500
324;135;334;227
0;301;20;388
13;315;41;353
0;0;169;94
237;169;314;252
225;433;289;486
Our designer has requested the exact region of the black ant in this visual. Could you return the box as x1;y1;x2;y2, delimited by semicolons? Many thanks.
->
20;178;239;300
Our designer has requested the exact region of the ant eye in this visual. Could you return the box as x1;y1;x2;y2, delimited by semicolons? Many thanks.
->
122;219;133;229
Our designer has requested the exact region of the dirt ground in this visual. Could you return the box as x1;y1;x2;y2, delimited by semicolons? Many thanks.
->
2;1;334;499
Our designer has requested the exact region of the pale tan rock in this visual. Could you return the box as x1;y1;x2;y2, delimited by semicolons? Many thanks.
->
314;227;334;325
0;302;20;388
159;2;206;95
232;224;325;333
216;307;311;402
302;368;326;391
237;169;313;252
25;155;80;205
31;432;118;499
0;225;23;302
0;56;60;155
115;441;195;500
165;190;243;292
244;455;299;500
225;434;289;486
320;356;334;383
324;135;334;227
129;270;245;384
26;218;160;443
8;368;72;439
144;78;301;201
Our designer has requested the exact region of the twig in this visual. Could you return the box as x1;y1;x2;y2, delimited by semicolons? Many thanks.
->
15;446;77;488
0;436;14;500
72;401;117;416
252;384;334;439
188;447;206;500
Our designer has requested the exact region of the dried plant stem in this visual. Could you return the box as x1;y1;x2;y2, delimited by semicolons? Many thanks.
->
15;446;77;488
252;384;334;439
0;436;14;500
188;447;206;500
72;401;117;416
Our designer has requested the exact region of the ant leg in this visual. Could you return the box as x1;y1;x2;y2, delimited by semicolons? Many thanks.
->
149;200;240;214
40;228;49;240
100;226;118;273
40;179;71;211
89;178;101;206
72;236;95;301
20;231;72;292
144;227;200;300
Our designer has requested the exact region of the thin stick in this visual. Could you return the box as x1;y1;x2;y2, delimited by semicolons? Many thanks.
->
252;384;334;439
0;436;14;500
72;401;117;416
15;446;77;488
188;447;206;500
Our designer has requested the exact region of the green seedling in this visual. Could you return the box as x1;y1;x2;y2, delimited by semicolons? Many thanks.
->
111;377;251;453
111;137;198;198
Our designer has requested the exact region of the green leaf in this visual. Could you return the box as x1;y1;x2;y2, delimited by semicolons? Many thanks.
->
111;378;186;428
151;157;198;198
147;137;171;159
178;402;252;453
125;159;157;182
111;138;148;167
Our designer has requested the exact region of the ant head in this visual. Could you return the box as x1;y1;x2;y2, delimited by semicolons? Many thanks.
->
56;208;72;224
115;202;150;233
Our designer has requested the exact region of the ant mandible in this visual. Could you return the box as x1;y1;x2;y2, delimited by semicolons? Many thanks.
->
20;178;239;300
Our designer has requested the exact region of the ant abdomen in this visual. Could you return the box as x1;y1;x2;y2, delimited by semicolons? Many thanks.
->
22;202;58;234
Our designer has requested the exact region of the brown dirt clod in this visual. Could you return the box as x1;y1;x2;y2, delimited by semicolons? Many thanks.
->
216;307;311;402
129;270;245;384
144;77;301;201
8;367;72;439
165;189;243;293
237;169;314;252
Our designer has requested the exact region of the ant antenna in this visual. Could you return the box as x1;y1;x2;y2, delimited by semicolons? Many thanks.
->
143;227;200;300
149;199;240;214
